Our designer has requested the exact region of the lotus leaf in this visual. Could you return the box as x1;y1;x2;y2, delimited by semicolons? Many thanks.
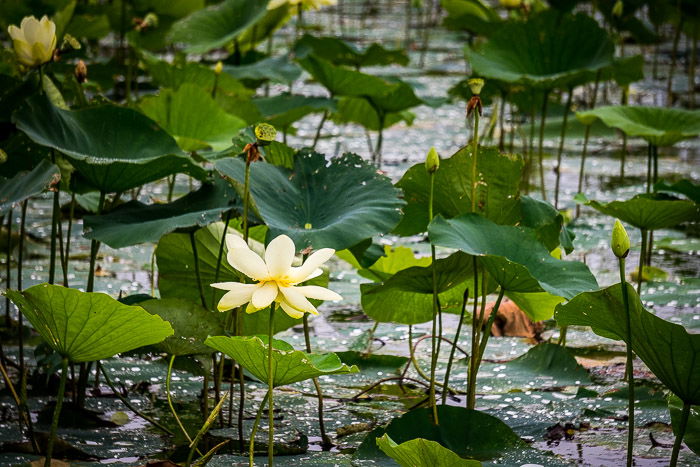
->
0;159;59;215
4;284;173;362
376;434;481;467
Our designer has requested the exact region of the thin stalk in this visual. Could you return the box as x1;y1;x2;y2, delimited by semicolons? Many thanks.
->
669;402;691;466
45;357;68;467
646;142;653;193
373;113;386;167
189;231;207;309
86;191;106;292
637;229;647;294
17;201;27;399
5;209;12;327
48;157;60;285
99;363;173;435
242;161;252;241
441;287;470;404
554;88;573;209
364;321;379;354
474;288;506;376
498;92;507;150
467;259;479;410
575;72;601;218
690;33;697;109
619;261;635;467
248;393;269;467
651;144;658;188
537;90;550;200
427;171;439;424
312;110;330;149
186;392;229;467
0;358;38;453
166;354;196;445
267;304;276;466
303;315;331;448
667;16;685;105
525;102;536;194
619;87;629;182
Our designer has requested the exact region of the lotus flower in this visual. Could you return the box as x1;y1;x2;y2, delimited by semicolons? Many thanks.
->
7;15;56;68
211;234;342;318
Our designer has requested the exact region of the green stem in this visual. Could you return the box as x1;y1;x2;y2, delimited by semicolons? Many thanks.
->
45;357;68;467
267;304;276;466
619;87;629;182
441;287;470;404
637;229;646;294
670;401;691;466
312;110;330;149
249;393;269;467
17;201;27;403
166;354;195;445
575;72;601;218
554;88;573;209
242;160;252;241
467;257;479;409
99;363;174;435
428;171;439;424
471;112;480;211
364;321;379;354
0;354;38;453
303;314;331;448
5;209;12;327
87;191;106;292
474;288;506;377
537;90;550;200
48;163;60;285
189;231;207;309
651;144;658;189
619;260;635;467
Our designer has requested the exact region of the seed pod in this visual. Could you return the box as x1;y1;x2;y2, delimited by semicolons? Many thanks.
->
75;60;87;84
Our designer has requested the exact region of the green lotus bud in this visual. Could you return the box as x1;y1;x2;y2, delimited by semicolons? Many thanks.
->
468;78;485;95
611;219;630;258
143;12;159;28
0;149;7;164
214;60;223;75
425;147;440;173
612;0;623;17
254;123;277;145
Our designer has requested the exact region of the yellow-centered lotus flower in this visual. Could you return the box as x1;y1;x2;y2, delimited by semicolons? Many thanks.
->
7;15;57;68
211;234;342;319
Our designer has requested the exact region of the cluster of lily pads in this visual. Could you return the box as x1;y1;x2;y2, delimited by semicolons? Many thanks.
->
0;0;699;466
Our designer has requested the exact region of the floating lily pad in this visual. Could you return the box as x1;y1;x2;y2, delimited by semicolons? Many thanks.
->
0;159;59;215
334;351;408;373
214;151;404;250
139;298;224;356
204;335;358;387
575;106;700;146
83;178;236;248
167;0;267;54
555;283;700;404
465;11;614;89
576;193;700;230
12;95;204;193
361;251;475;325
139;83;246;152
4;284;173;362
429;214;598;299
376;434;480;467
394;146;523;236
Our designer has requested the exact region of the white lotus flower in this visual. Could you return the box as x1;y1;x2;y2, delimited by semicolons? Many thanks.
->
7;15;56;68
211;234;342;319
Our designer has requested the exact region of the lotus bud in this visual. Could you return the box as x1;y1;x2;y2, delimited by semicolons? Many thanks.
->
214;61;223;75
468;78;485;96
612;0;623;17
0;149;7;164
143;13;159;28
7;15;57;68
61;34;81;52
254;123;277;146
74;60;87;84
425;147;440;174
611;219;630;258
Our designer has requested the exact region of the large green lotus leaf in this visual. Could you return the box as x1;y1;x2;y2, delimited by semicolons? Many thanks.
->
223;56;302;85
555;283;700;405
505;291;565;322
0;159;59;216
214;152;404;250
502;343;591;386
668;395;700;456
4;284;173;363
575;106;700;146
204;335;358;387
518;195;573;253
394;146;523;236
167;0;268;54
83;178;236;249
577;193;700;230
139;298;224;356
139;84;246;152
236;4;292;51
465;11;614;89
295;34;409;68
354;406;562;465
333;96;415;132
376;434;480;467
655;180;700;203
156;223;308;335
361;252;476;325
441;0;501;36
337;245;432;282
12;95;205;193
253;93;336;130
429;214;598;298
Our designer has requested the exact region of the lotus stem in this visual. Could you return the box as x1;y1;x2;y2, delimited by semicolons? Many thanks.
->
575;71;601;218
525;102;536;194
48;156;60;285
666;16;684;106
619;260;635;467
364;321;379;354
441;287;470;404
86;191;106;293
554;88;573;209
242;160;252;241
670;401;691;466
0;356;38;453
248;392;269;467
428;170;440;424
189;231;207;309
17;200;27;400
373;113;386;167
537;90;550;200
619;87;629;182
186;391;229;467
99;362;173;435
646;142;653;193
4;210;12;327
303;314;331;448
267;303;276;466
637;229;646;294
45;357;68;467
166;354;196;445
312;110;330;149
690;32;697;109
467;258;479;410
498;92;507;151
